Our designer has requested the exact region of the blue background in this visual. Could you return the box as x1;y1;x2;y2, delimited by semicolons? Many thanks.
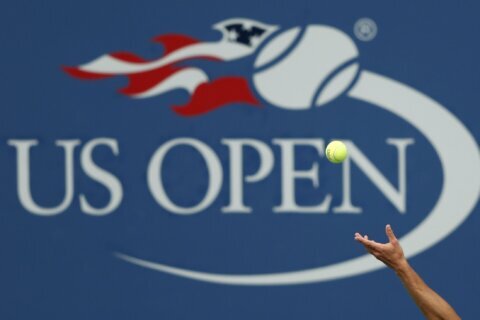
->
0;0;478;319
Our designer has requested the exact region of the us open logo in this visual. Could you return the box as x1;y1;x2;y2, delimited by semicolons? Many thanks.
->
10;18;479;286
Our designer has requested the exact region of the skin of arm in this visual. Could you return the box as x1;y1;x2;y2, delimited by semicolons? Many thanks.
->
354;225;461;320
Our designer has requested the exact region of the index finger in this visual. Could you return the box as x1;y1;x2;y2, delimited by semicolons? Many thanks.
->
354;233;381;250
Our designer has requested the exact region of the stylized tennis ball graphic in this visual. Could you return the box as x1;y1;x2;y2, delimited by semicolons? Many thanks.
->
253;25;359;109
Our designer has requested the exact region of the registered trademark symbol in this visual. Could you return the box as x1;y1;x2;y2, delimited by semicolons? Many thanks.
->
354;18;377;41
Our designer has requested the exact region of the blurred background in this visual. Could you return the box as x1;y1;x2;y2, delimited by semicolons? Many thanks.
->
0;0;479;319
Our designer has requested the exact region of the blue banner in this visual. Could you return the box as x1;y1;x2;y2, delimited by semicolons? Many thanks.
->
0;0;479;319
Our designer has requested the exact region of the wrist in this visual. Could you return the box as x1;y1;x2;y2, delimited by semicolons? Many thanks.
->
393;258;410;275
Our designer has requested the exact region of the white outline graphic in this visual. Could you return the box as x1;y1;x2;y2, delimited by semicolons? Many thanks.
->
116;70;480;285
116;21;480;285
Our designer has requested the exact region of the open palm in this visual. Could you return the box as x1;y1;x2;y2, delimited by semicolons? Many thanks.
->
355;224;406;270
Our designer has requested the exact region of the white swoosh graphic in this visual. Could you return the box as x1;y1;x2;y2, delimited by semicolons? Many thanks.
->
116;70;480;285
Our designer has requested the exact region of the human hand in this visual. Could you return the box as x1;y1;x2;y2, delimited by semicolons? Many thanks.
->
354;224;407;271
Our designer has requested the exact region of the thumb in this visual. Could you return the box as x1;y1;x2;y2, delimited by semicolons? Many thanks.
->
386;224;397;243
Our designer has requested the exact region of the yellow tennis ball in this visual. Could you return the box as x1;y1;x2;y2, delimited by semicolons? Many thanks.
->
326;140;348;163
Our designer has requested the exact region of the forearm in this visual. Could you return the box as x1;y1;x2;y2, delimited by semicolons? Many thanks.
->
394;260;460;320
